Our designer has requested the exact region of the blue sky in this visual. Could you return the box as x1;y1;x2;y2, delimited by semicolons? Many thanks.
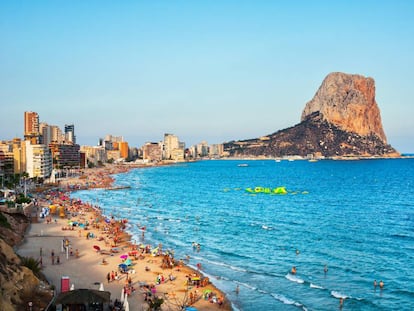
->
1;1;413;152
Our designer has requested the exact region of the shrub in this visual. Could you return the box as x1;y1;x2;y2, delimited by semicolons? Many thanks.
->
21;257;42;276
0;212;11;229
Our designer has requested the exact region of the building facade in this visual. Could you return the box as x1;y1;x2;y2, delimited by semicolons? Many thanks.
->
49;143;80;169
25;141;53;178
80;146;107;166
64;124;76;144
142;142;162;162
24;111;40;144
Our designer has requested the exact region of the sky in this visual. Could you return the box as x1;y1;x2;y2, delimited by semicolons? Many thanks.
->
1;1;413;152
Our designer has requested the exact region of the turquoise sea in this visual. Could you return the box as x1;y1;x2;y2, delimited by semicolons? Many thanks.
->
72;159;414;310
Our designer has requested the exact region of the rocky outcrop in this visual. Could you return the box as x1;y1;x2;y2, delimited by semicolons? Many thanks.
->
0;211;53;311
224;72;399;158
301;72;387;143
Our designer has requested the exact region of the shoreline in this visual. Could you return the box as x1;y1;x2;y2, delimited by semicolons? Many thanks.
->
18;164;232;311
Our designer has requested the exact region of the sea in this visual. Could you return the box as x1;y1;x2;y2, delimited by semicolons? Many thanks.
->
71;159;414;311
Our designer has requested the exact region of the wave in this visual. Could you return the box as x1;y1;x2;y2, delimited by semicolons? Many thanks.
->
310;283;324;289
191;256;249;273
234;280;257;291
331;291;348;299
270;293;307;310
285;273;305;284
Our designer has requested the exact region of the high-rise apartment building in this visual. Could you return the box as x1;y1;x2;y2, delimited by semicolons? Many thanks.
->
64;124;76;144
118;141;129;159
49;142;80;169
40;123;65;145
24;111;40;144
25;141;52;178
197;141;209;157
163;133;179;160
143;142;162;162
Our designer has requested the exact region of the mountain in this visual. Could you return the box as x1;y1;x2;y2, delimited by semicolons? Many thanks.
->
224;72;399;158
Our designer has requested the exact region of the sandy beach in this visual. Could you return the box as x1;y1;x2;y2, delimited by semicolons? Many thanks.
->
17;165;231;311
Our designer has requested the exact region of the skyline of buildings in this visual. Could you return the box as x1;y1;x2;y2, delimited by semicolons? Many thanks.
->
0;111;225;185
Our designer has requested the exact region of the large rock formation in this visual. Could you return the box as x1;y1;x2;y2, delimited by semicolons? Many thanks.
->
301;72;387;143
224;72;399;158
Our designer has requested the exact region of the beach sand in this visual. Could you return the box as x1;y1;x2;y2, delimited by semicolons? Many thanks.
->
17;166;231;311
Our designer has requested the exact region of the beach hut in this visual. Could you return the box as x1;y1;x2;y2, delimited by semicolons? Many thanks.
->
54;289;111;311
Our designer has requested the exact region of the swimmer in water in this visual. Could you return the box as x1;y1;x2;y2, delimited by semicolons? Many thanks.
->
379;280;384;289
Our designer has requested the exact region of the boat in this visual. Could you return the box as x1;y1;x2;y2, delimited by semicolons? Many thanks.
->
237;164;249;167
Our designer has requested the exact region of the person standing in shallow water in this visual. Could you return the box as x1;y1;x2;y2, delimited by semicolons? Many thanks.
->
339;297;344;309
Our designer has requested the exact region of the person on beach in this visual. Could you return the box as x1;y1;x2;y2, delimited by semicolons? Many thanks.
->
56;255;60;264
235;285;240;295
107;272;110;283
51;250;55;265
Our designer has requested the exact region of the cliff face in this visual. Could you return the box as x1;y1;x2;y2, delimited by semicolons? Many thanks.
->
0;211;53;311
224;72;399;158
301;72;387;143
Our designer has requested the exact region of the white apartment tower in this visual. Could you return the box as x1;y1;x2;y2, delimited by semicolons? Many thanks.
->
163;133;180;160
25;141;53;178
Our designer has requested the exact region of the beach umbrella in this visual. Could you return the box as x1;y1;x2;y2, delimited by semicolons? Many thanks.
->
185;307;198;311
124;259;132;266
99;283;104;291
70;284;74;291
120;288;125;303
203;289;212;295
120;254;128;260
93;245;101;252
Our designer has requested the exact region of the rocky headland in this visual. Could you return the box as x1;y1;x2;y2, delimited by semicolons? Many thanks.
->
224;72;399;158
